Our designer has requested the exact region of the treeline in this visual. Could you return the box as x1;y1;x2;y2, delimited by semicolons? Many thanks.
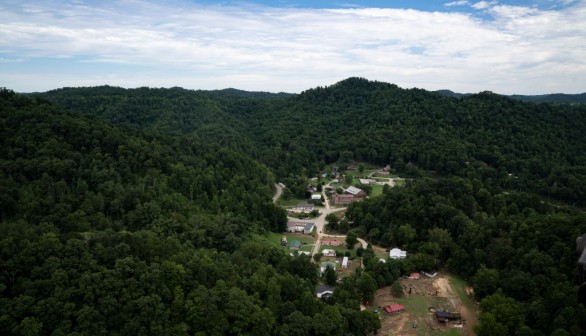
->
346;177;586;335
35;78;586;205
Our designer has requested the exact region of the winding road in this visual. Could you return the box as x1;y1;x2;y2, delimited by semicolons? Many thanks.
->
273;181;368;259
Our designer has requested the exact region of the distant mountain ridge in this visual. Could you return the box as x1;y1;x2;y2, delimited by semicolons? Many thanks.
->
435;89;586;104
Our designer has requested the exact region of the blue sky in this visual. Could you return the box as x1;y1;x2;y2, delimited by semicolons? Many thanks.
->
1;0;585;94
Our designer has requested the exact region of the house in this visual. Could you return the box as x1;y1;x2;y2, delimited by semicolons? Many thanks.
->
287;221;315;234
389;248;407;259
316;285;334;299
289;240;302;250
320;262;337;274
322;249;336;257
409;272;420;280
435;311;461;323
342;256;349;268
332;193;355;205
287;221;305;233
311;194;322;200
344;186;367;198
384;304;405;313
296;204;314;211
358;178;377;185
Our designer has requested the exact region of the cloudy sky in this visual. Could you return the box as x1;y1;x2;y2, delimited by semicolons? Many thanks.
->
1;0;585;94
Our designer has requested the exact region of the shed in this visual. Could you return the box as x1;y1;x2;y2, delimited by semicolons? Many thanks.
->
289;240;302;250
342;256;349;268
435;311;461;323
384;304;405;313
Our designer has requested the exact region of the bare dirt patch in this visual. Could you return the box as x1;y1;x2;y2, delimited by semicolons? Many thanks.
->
370;274;478;336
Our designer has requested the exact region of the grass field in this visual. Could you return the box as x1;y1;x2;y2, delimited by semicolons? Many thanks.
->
370;184;384;197
276;197;311;207
249;232;316;254
449;276;476;313
320;244;357;258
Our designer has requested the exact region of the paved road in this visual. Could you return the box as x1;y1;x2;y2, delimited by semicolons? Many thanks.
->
310;207;347;257
274;179;370;259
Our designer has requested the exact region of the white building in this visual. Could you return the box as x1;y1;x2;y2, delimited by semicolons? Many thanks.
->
342;256;349;268
389;248;407;259
311;194;322;200
322;249;336;257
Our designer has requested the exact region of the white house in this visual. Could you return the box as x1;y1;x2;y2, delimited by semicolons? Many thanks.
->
342;256;349;268
287;221;315;234
311;194;322;200
389;248;407;259
322;249;336;257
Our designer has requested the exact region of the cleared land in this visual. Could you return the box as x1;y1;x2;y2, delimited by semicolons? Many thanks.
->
370;274;478;336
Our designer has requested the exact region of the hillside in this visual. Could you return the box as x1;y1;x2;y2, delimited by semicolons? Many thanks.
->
5;77;586;335
1;89;385;335
36;78;586;205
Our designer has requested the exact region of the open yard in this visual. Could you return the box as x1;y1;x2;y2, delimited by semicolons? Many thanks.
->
249;232;315;253
369;274;478;336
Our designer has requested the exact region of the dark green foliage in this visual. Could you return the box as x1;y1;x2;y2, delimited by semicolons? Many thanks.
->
5;76;586;335
34;80;586;206
345;176;586;335
0;92;378;335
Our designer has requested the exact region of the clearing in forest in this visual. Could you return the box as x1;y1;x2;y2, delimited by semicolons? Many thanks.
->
370;274;478;336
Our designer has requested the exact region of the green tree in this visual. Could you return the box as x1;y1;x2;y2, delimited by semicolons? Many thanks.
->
391;280;403;297
346;232;358;249
324;266;337;286
356;273;377;303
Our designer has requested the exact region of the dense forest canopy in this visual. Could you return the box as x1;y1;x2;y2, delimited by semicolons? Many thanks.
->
2;77;586;335
35;78;586;205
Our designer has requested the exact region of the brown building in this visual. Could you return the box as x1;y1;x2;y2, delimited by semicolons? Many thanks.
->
332;193;355;205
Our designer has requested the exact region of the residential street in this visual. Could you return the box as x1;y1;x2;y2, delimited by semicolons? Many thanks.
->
273;180;367;258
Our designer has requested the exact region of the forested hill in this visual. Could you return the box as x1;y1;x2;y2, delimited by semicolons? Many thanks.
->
4;77;586;335
436;89;586;104
36;78;586;205
1;90;387;335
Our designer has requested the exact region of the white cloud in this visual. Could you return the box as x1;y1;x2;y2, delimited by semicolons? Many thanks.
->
445;1;469;7
472;1;497;10
0;0;585;94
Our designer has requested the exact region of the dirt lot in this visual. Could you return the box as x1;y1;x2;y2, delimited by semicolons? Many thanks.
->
371;274;478;336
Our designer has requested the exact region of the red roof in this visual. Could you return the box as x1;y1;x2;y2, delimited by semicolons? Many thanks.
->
384;304;405;313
